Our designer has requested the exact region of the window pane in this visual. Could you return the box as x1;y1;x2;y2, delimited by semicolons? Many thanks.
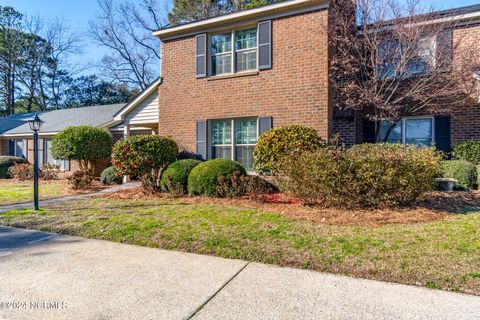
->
379;121;402;143
236;50;257;72
212;54;232;75
235;28;257;50
405;118;433;146
211;33;231;54
213;146;232;160
211;120;232;145
236;146;255;171
235;118;257;145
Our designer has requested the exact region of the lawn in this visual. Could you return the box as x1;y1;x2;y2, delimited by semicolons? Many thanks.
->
1;198;479;295
0;180;69;205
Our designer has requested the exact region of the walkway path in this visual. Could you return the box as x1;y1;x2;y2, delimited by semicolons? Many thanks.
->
0;182;140;213
0;226;478;320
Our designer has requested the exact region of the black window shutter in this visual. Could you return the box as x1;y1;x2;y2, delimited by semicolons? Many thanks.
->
363;119;376;143
258;116;272;136
195;34;207;78
8;140;14;156
436;29;453;71
196;121;208;160
435;115;451;152
257;20;272;70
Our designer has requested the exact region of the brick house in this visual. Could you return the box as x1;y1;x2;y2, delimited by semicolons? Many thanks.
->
150;0;480;171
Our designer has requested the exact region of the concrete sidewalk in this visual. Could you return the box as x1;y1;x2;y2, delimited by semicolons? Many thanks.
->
0;226;479;320
0;182;140;213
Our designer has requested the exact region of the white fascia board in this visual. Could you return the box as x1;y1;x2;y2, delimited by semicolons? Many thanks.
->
154;0;329;40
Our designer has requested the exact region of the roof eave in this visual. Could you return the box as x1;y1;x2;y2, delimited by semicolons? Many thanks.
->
153;0;329;40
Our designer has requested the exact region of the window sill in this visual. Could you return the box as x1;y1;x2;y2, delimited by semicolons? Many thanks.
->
207;71;259;81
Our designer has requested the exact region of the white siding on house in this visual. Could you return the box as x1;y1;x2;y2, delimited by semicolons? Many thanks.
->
124;91;159;125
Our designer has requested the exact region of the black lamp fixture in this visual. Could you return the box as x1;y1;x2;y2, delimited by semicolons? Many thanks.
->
28;113;44;210
28;113;44;132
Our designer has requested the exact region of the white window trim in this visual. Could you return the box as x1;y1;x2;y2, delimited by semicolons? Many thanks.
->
209;26;258;76
210;118;258;172
474;71;480;103
381;116;435;145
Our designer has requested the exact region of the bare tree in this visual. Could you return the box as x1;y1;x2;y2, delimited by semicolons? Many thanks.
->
89;0;167;90
329;0;480;141
15;15;82;112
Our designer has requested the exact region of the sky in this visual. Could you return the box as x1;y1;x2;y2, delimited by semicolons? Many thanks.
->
2;0;480;73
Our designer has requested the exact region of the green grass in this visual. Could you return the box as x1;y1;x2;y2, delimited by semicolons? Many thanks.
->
1;198;479;295
0;180;68;205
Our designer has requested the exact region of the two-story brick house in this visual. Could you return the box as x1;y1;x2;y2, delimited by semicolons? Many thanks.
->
150;0;480;170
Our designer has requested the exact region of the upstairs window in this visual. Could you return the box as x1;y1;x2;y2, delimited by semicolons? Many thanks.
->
210;27;257;76
377;36;436;78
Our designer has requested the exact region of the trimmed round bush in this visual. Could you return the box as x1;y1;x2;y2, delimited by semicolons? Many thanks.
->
452;141;480;165
51;126;113;174
279;144;442;208
188;159;246;196
0;156;27;178
440;160;478;190
112;135;178;192
160;159;202;194
100;166;123;185
253;125;326;174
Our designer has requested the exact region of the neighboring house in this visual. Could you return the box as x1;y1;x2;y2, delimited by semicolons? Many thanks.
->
0;79;160;175
151;0;480;170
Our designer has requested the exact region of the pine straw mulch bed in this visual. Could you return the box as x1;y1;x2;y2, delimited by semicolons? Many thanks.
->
102;187;480;227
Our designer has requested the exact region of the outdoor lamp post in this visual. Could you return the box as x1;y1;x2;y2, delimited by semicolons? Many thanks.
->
28;113;44;211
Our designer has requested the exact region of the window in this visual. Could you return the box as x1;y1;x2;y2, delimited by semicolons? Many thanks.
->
377;36;436;78
45;138;69;171
474;71;480;103
379;117;434;147
211;27;257;75
13;139;26;158
211;118;257;171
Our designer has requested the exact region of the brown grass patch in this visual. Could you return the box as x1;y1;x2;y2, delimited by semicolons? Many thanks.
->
103;188;480;227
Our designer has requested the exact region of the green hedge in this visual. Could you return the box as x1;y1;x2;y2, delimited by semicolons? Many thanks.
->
440;160;478;190
0;156;27;179
100;166;123;185
253;125;326;174
188;159;246;196
278;144;442;208
160;159;202;194
452;141;480;165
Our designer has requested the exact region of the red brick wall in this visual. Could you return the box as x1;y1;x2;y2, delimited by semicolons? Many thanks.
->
0;139;9;156
451;24;480;143
158;9;331;153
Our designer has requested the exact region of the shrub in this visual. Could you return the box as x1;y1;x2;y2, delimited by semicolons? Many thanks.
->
188;159;246;196
41;163;60;180
279;144;442;208
7;163;34;180
160;159;201;195
67;170;93;190
440;160;478;190
51;126;113;174
253;125;326;174
452;141;480;165
112;135;178;192
0;156;27;178
100;166;123;185
216;171;278;198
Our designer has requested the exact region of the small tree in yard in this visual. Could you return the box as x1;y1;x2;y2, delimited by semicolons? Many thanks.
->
329;0;480;141
51;126;113;174
112;135;178;192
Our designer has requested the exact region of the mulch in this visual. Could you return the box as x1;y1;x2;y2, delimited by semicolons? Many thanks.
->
103;188;480;227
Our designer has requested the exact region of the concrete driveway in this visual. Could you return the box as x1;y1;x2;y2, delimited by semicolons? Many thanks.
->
0;226;479;320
